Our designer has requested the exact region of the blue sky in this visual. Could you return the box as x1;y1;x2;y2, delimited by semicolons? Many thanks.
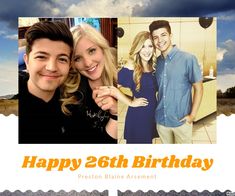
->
0;0;235;95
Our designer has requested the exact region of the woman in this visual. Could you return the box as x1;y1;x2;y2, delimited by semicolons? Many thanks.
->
108;31;158;143
120;31;158;143
61;23;117;143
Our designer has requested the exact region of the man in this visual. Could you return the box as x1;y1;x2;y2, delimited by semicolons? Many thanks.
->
149;20;203;144
19;21;73;143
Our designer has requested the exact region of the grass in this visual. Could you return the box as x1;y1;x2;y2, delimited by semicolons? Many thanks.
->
0;99;18;116
217;98;235;116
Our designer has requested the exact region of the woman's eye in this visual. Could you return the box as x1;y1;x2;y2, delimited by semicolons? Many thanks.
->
88;48;96;55
74;56;81;62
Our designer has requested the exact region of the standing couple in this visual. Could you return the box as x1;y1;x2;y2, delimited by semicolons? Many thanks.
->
118;20;203;144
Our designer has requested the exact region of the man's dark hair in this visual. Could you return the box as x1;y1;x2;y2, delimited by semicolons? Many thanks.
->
25;21;73;57
149;20;171;35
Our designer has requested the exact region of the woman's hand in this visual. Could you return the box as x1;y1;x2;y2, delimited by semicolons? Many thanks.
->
93;85;148;108
92;86;117;115
130;97;149;107
94;86;118;99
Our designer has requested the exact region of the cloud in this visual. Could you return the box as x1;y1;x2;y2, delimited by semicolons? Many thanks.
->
217;39;235;74
211;10;235;21
65;0;145;16
132;0;235;16
217;74;235;92
0;30;6;36
217;47;227;62
1;0;146;23
51;8;61;15
1;0;235;24
4;34;18;40
0;0;58;29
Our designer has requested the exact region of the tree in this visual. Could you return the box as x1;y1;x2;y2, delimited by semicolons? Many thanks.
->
225;86;235;98
217;89;223;98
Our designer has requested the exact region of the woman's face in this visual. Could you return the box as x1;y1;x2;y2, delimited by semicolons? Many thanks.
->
73;36;105;83
139;38;154;63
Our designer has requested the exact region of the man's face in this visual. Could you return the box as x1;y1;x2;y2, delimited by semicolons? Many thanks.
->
152;27;172;55
24;38;71;99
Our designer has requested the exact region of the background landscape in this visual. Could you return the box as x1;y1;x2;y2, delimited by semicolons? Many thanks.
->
0;0;235;116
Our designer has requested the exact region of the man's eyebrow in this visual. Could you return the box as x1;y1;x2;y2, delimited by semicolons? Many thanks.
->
33;51;49;55
58;53;70;58
33;51;70;58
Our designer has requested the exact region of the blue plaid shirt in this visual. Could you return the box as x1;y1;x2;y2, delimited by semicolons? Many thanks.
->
155;46;202;127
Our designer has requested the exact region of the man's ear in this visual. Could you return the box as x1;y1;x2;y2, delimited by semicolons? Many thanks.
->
23;54;29;70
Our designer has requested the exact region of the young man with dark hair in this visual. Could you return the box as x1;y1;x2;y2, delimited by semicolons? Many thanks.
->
19;21;73;143
149;20;203;144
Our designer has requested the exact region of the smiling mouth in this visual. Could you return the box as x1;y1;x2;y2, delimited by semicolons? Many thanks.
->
141;53;152;60
158;42;166;48
87;65;97;72
41;74;60;79
143;54;152;57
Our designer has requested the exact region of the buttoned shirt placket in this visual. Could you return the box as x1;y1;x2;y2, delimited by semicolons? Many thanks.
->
163;57;168;125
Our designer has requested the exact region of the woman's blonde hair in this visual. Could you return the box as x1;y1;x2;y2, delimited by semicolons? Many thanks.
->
129;31;155;92
61;23;117;115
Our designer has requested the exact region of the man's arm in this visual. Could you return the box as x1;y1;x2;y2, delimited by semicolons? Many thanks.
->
188;81;203;123
180;81;203;123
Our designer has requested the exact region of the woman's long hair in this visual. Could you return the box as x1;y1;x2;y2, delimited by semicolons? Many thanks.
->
129;31;155;92
61;23;117;115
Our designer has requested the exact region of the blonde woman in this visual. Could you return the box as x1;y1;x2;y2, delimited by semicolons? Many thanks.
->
61;23;117;143
120;31;158;143
99;31;158;143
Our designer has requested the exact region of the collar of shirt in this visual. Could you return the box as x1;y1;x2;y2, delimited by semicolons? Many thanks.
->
160;45;178;61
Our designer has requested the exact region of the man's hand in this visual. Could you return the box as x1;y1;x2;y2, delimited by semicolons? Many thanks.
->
180;114;195;124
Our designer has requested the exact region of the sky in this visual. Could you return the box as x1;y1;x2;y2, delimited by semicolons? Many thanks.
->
0;0;235;95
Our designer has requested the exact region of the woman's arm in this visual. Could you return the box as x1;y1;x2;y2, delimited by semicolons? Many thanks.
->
105;118;117;139
94;86;149;107
92;88;118;139
92;85;148;140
